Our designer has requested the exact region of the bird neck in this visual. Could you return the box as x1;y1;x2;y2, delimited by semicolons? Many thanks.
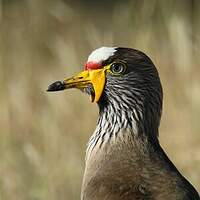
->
86;99;160;158
84;99;186;192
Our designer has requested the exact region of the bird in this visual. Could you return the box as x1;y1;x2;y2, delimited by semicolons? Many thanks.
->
47;47;200;200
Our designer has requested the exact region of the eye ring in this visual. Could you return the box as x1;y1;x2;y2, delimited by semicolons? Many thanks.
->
110;62;127;75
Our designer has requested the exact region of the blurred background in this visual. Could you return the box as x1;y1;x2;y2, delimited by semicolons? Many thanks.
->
0;0;200;199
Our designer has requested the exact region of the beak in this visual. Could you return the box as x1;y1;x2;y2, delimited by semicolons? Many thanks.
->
47;68;107;103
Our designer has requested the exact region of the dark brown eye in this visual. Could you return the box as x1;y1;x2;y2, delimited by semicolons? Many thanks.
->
110;62;126;75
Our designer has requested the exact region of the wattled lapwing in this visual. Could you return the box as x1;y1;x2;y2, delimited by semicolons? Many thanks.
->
48;47;200;200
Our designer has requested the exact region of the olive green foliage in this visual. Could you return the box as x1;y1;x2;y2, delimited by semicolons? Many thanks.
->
0;0;200;199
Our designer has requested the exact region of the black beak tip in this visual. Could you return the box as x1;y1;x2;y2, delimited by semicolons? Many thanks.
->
47;81;66;92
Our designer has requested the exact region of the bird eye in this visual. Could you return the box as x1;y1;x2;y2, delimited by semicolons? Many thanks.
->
110;62;126;75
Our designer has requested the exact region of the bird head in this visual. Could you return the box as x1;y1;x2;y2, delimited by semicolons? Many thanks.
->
47;47;163;138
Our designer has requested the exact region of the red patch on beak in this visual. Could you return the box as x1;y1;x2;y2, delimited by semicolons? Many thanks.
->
84;61;101;70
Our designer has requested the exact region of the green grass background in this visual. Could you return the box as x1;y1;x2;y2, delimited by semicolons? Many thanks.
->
0;0;200;199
